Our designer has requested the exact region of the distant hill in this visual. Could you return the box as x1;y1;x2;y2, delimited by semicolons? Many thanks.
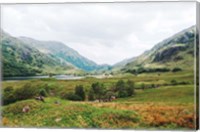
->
114;26;195;73
1;30;111;77
1;26;195;77
19;37;111;72
1;31;81;77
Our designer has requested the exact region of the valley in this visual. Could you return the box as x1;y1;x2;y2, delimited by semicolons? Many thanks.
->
0;26;198;129
1;71;196;129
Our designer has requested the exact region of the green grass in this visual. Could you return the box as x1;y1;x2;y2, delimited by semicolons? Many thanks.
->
115;84;194;104
2;98;140;128
1;71;196;129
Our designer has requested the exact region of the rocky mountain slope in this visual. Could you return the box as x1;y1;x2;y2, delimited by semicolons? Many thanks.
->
115;26;195;73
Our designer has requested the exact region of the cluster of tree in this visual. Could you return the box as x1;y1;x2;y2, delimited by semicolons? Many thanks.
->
63;85;86;101
125;67;170;75
125;67;182;75
170;79;189;85
88;80;135;102
63;80;135;102
3;83;48;105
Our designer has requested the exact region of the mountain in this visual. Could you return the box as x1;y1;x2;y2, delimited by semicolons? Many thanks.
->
1;30;81;77
115;26;195;73
19;37;111;72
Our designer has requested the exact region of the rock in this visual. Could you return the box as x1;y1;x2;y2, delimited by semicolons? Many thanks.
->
22;105;30;113
54;101;61;105
55;118;62;122
35;96;45;102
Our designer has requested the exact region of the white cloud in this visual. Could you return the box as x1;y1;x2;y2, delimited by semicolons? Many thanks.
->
1;2;196;65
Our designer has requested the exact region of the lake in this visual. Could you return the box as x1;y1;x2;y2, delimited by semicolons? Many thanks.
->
3;75;84;81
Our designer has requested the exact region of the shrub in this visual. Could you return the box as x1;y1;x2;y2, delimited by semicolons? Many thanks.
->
150;84;156;88
75;85;85;101
171;79;177;85
88;89;95;101
4;86;14;93
104;91;116;101
91;82;105;101
141;83;145;90
3;83;40;105
3;86;16;105
126;80;135;96
172;67;182;72
118;90;128;98
14;83;38;101
114;80;135;98
115;80;125;92
178;81;189;85
63;92;82;101
39;89;48;97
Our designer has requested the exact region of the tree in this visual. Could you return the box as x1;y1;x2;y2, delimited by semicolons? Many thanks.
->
115;80;125;92
88;89;95;101
91;82;105;101
63;92;82;101
141;83;145;90
75;85;85;101
115;80;128;98
126;80;135;96
118;90;128;98
104;91;115;101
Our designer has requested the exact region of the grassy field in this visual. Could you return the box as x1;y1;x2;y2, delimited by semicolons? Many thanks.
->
1;71;197;129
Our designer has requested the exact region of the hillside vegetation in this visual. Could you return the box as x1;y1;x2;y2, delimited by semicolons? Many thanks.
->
2;70;196;129
1;26;197;129
1;31;81;77
113;26;195;74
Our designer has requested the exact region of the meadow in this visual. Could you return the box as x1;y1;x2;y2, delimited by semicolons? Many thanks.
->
1;70;197;129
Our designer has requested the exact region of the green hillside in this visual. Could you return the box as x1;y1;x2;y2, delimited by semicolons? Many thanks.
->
19;37;111;72
115;26;195;74
1;31;80;77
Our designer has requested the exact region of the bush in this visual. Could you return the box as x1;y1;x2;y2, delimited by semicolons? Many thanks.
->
172;67;182;72
39;89;48;97
14;83;39;101
3;86;16;105
171;79;177;85
150;84;156;88
118;90;128;98
88;89;95;101
179;81;189;85
4;86;14;93
115;80;125;92
91;82;106;101
63;92;82;101
141;83;145;90
104;91;115;101
126;80;135;96
115;80;135;98
3;83;39;105
75;85;85;101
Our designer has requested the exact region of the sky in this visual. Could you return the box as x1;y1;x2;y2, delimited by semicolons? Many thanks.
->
1;2;196;65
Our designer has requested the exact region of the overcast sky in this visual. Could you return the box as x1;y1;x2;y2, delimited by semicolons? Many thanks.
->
1;2;196;65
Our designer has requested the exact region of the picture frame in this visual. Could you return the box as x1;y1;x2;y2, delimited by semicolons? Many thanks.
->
0;0;199;130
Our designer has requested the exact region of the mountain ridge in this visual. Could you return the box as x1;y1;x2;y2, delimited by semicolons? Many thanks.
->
19;36;111;72
112;25;195;73
1;30;80;77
